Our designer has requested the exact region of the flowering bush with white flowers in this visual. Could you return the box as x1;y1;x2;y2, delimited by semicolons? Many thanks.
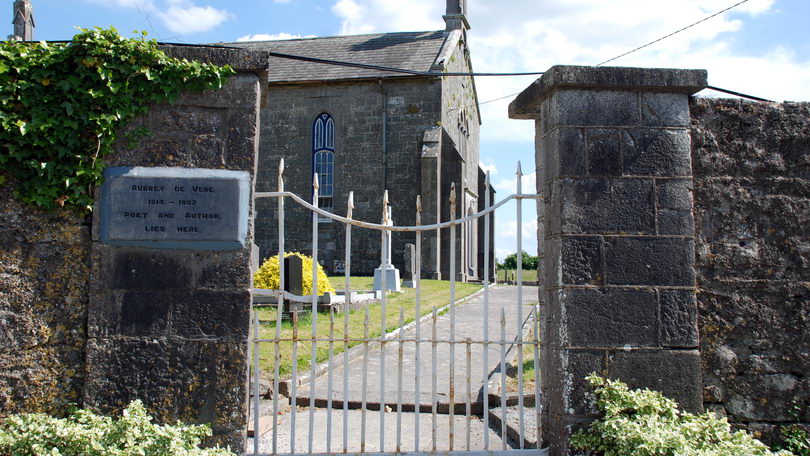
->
0;400;235;456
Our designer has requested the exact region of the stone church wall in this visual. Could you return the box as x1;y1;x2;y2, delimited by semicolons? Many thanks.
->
255;78;443;275
439;34;482;281
440;35;481;194
690;98;810;444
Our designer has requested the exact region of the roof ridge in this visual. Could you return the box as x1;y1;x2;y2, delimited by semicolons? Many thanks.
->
221;29;444;45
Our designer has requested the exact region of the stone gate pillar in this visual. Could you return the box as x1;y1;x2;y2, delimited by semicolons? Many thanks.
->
509;65;707;455
83;47;268;452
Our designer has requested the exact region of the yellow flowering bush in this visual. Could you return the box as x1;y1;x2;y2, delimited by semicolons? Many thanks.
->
254;252;335;295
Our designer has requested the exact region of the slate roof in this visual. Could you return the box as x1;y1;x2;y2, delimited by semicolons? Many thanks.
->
222;30;449;84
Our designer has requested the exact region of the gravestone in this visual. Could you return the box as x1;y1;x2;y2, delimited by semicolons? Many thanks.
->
403;243;416;288
373;209;401;292
283;255;303;296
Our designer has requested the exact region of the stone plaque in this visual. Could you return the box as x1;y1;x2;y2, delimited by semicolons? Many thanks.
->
100;167;250;250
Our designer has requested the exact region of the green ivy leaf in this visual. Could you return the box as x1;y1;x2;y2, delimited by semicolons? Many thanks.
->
1;27;234;211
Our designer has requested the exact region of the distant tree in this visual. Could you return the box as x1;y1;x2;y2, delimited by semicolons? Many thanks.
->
501;251;538;270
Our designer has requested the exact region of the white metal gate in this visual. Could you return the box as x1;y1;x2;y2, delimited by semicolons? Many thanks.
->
248;160;542;456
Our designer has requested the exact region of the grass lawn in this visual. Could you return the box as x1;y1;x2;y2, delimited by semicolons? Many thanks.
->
507;341;538;392
254;278;482;379
496;268;538;282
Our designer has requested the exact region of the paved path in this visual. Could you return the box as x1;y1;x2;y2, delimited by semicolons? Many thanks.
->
297;285;538;408
257;407;505;454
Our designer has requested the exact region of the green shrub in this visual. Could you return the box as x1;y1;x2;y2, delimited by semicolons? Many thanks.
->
782;424;810;456
570;374;792;456
254;252;335;295
779;399;810;456
0;400;234;456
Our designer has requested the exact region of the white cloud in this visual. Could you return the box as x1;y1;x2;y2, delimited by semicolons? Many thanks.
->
84;0;156;8
494;171;536;194
331;0;443;35
236;32;316;42
493;217;539;260
479;159;498;177
466;0;801;142
156;0;232;34
81;0;231;35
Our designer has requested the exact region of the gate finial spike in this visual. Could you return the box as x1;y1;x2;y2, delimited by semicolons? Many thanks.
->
382;190;389;224
313;173;320;195
278;159;285;191
416;195;422;226
347;191;354;220
485;170;490;187
450;182;457;217
516;161;523;177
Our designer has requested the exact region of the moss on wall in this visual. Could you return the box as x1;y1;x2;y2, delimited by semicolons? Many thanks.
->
0;178;90;418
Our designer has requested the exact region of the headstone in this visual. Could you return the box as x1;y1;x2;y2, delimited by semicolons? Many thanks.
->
373;210;401;292
283;255;303;296
99;167;250;250
403;243;416;288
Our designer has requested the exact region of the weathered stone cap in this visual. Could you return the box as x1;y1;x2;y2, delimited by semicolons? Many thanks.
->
160;44;270;75
509;65;708;119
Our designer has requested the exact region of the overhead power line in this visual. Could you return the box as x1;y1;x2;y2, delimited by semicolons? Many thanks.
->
218;48;545;77
707;85;773;102
596;0;751;66
43;41;773;104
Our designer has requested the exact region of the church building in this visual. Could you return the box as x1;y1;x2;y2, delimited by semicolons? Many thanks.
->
231;0;493;281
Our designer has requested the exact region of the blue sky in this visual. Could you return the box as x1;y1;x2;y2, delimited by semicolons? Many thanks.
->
18;0;810;260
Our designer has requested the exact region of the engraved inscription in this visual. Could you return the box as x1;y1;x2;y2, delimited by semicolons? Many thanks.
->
112;183;224;236
102;169;245;246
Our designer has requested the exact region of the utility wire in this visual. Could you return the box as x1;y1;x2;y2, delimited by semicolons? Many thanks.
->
707;85;773;102
596;0;750;66
260;47;773;104
450;91;523;112
219;47;545;77
39;40;773;103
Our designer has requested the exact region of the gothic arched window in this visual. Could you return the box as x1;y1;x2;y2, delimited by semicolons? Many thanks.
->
312;113;335;212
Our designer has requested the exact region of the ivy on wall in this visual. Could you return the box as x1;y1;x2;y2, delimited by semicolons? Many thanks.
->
0;27;235;210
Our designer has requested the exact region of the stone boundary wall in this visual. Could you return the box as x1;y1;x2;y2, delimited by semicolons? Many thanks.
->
0;183;90;419
0;45;268;453
690;98;810;444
